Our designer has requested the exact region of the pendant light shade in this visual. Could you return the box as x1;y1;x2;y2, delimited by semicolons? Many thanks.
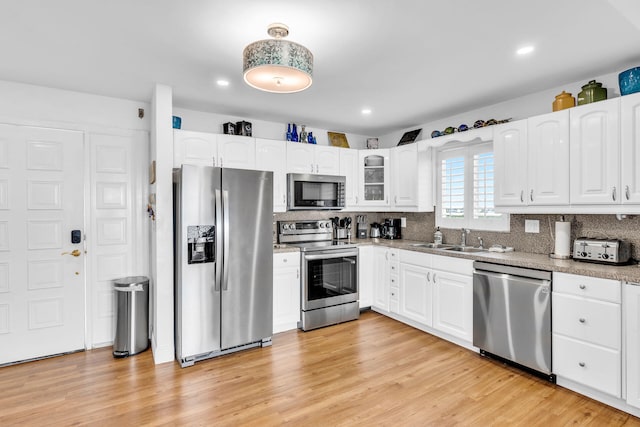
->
243;23;313;93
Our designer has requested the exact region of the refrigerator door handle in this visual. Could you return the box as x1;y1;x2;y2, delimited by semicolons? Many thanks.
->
215;189;223;291
222;189;230;291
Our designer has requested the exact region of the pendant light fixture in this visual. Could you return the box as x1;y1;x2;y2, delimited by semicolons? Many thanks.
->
243;23;313;93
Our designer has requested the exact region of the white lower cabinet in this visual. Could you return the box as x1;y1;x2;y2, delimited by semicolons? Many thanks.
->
372;247;397;312
399;259;432;325
552;272;621;397
432;268;473;342
625;282;640;409
358;246;374;308
273;252;300;334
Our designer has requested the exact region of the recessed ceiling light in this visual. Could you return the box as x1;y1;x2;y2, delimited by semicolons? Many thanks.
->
217;80;230;87
362;108;372;115
516;45;535;55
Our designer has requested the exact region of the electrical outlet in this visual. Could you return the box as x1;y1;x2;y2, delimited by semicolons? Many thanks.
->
400;217;406;227
525;219;540;233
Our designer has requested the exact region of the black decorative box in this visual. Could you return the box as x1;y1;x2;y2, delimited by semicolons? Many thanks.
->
236;121;252;136
223;122;235;135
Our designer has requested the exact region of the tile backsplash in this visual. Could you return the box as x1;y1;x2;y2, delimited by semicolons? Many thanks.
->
274;211;640;260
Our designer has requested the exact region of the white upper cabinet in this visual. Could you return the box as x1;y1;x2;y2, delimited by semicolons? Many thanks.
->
391;143;418;207
359;149;390;207
286;143;340;175
339;148;359;208
570;99;620;205
173;130;255;170
494;120;528;206
216;134;256;169
527;110;570;206
255;138;287;212
621;92;640;205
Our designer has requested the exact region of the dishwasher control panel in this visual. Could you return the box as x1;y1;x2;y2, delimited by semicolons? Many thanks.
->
572;238;631;264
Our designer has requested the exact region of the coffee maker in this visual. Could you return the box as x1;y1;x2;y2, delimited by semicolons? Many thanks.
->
382;218;402;239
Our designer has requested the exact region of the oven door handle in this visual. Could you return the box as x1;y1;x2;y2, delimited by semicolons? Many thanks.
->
304;251;358;260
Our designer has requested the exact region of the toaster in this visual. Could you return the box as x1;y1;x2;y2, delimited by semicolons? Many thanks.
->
572;238;632;264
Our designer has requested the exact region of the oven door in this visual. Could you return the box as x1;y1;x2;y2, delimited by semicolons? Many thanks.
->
302;248;358;311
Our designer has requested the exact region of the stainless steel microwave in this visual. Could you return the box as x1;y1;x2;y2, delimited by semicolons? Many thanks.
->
287;173;346;210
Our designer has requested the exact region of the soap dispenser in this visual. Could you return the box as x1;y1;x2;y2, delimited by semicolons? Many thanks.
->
434;227;443;245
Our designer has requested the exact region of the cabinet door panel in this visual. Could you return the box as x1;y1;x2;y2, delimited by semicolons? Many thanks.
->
358;246;374;308
553;334;621;397
216;134;255;169
399;263;432;326
273;253;300;334
315;146;340;175
527;111;569;205
287;144;315;174
433;270;472;342
392;144;418;207
174;130;215;167
256;138;287;212
626;283;640;408
339;148;359;207
570;100;620;204
494;121;527;206
621;93;640;204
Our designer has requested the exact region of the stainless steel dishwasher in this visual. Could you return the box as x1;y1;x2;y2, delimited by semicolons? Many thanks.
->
473;261;554;381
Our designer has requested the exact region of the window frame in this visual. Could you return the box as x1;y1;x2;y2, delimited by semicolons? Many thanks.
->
436;141;510;232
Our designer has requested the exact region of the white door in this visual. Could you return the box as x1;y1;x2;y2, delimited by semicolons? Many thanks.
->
527;110;570;206
0;124;85;365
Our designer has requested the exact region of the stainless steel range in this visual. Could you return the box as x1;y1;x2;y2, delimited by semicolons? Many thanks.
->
278;220;359;331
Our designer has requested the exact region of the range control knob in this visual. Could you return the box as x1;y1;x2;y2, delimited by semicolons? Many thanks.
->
319;222;325;228
282;224;289;230
580;251;588;257
290;223;296;230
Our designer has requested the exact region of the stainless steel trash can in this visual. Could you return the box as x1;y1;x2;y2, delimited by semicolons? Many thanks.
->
113;276;149;358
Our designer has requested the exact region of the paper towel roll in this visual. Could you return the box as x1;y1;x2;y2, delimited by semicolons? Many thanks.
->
555;221;571;257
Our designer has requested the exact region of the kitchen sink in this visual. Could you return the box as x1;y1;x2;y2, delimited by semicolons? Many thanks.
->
443;246;486;253
410;243;455;249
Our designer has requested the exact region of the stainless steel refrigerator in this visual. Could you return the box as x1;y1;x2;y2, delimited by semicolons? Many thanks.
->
173;164;273;367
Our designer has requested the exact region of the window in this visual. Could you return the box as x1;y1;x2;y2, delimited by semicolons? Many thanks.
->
436;142;509;232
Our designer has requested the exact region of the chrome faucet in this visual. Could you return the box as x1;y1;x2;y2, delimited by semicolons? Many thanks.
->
461;228;470;246
477;236;484;249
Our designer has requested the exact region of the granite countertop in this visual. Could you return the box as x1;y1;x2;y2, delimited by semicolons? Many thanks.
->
273;238;640;282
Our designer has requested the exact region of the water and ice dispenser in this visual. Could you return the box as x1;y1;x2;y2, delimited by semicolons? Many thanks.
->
187;225;215;264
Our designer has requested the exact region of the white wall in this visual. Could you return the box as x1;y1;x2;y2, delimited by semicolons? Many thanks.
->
378;63;637;147
172;107;373;149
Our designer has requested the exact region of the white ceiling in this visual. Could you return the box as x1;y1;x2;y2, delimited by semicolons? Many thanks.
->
2;0;640;135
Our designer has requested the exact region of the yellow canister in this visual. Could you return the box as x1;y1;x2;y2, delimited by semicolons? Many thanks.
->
552;91;576;112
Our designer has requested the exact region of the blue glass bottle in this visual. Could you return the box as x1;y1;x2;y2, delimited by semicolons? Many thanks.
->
286;123;292;141
292;124;298;142
307;132;314;144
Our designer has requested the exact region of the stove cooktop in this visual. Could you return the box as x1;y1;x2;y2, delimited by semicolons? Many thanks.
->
288;239;358;252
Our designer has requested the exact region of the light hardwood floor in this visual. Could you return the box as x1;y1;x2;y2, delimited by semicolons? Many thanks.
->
1;310;638;426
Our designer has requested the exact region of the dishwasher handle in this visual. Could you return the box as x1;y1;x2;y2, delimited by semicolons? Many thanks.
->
474;269;551;289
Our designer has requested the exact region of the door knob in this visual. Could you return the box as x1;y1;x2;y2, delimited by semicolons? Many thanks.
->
62;249;82;257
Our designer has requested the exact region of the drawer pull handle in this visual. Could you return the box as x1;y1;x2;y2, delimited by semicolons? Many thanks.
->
579;284;586;290
579;318;586;323
579;362;586;368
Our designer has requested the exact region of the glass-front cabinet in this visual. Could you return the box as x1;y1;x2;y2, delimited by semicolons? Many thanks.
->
358;149;390;207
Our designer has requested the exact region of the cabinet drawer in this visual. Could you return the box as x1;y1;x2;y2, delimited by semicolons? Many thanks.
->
274;252;300;266
553;334;621;397
388;249;399;262
389;261;399;275
552;293;620;350
389;286;399;313
553;272;620;303
400;249;431;267
431;254;473;275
